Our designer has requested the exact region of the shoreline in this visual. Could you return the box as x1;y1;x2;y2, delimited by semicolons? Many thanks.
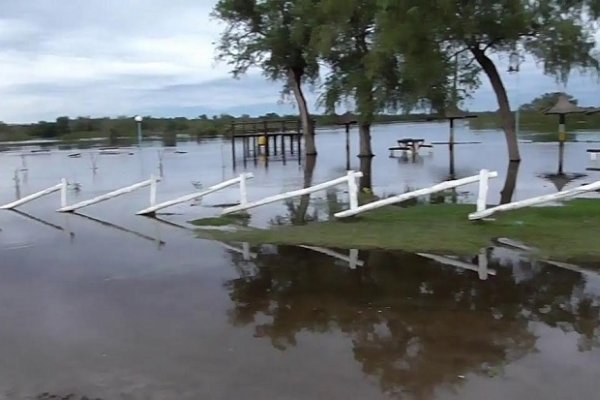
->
194;200;600;263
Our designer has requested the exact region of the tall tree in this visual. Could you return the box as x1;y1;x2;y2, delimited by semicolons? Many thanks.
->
55;116;71;135
313;0;459;158
312;0;394;157
213;0;320;155
377;0;600;162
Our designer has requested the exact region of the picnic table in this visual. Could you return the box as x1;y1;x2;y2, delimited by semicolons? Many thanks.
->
389;138;432;156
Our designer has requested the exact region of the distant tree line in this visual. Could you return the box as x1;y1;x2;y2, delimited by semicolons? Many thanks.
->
2;91;600;143
0;112;438;143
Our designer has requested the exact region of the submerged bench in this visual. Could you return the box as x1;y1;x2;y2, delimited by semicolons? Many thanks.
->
389;146;410;151
588;149;600;160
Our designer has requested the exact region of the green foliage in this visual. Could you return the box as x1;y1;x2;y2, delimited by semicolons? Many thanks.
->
392;0;600;90
374;1;481;113
31;121;58;138
55;116;71;135
213;0;319;87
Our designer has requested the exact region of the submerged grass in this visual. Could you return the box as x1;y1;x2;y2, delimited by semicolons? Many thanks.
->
198;200;600;261
190;212;250;227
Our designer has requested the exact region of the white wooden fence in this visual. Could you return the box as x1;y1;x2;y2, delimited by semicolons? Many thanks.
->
469;179;600;220
222;171;363;215
58;176;159;213
0;179;68;210
335;169;497;218
137;173;253;216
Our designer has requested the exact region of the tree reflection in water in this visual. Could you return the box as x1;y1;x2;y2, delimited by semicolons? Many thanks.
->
224;246;600;399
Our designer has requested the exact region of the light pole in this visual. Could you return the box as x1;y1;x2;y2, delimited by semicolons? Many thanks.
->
508;51;521;137
134;115;143;147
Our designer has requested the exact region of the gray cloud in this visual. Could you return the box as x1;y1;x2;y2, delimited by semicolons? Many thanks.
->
1;1;599;123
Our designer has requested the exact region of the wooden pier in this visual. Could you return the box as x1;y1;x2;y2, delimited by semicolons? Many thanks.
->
230;119;304;167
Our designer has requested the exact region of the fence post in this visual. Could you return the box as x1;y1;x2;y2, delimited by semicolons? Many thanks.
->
349;249;359;269
242;242;251;261
478;248;489;280
347;171;359;211
240;173;248;206
60;178;68;209
476;169;490;213
150;174;158;207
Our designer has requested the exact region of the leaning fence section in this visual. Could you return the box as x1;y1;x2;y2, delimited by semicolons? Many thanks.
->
137;173;254;216
469;179;600;220
221;171;362;215
58;176;159;213
0;179;68;210
334;169;498;219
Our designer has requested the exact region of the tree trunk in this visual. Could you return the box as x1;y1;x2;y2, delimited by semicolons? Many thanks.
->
500;161;520;204
358;123;373;158
291;155;317;225
288;68;317;156
359;154;373;192
471;47;521;162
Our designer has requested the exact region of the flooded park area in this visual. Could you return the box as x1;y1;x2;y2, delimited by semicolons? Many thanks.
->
1;122;600;399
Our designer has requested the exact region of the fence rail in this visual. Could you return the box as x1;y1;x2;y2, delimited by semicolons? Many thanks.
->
335;170;497;218
58;176;159;213
222;171;362;215
469;179;600;220
137;173;253;216
0;179;67;210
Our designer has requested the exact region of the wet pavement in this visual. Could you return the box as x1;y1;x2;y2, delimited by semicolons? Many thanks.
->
0;123;599;399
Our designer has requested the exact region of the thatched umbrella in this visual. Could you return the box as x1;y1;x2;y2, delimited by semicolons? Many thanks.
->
544;94;595;174
544;94;588;142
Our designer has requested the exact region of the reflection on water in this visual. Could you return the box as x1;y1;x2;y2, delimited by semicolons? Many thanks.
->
1;200;600;399
225;245;600;399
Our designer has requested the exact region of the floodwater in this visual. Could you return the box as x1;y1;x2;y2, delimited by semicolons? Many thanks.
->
1;122;600;399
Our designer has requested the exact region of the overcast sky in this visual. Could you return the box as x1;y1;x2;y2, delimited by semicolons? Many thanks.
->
1;0;600;123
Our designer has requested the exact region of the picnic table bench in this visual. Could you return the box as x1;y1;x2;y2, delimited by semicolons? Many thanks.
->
587;149;600;160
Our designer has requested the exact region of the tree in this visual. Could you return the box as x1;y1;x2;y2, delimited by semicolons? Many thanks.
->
313;0;459;158
377;0;600;162
312;0;398;157
31;121;58;138
55;116;71;135
73;116;95;132
213;0;319;155
520;92;578;112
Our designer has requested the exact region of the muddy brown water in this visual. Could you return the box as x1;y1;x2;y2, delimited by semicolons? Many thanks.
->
1;219;600;399
1;122;600;399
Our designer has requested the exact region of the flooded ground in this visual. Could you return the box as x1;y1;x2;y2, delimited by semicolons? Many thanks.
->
1;122;600;399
